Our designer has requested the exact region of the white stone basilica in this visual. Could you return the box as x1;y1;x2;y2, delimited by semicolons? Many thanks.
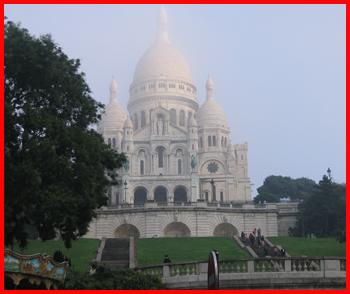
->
97;6;251;206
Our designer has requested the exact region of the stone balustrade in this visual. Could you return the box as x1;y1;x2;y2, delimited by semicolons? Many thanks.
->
104;202;283;210
135;257;346;290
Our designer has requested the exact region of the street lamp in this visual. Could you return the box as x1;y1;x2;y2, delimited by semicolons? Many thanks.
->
123;181;128;203
299;196;305;238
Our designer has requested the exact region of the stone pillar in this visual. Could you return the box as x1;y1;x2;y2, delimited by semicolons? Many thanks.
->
191;171;199;201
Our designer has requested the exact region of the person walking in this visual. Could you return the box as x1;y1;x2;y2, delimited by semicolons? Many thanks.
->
253;228;257;239
258;228;261;238
257;237;261;248
260;235;265;247
273;246;278;256
264;245;268;256
281;247;286;257
163;254;171;263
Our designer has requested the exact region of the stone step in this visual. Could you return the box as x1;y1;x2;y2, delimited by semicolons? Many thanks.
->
101;252;129;261
98;260;129;269
98;238;130;268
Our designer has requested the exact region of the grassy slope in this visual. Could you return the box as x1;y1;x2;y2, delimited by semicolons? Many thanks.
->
137;237;249;266
268;237;346;257
5;238;100;272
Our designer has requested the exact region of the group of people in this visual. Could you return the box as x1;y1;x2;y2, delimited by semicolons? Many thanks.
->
241;228;265;247
241;228;287;257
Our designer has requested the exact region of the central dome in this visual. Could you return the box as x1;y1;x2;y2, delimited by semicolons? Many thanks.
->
133;42;193;84
132;5;193;85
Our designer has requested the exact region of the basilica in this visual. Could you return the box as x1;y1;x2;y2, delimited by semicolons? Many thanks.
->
97;6;252;206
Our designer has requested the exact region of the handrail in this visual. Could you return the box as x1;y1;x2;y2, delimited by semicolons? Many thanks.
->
135;257;346;277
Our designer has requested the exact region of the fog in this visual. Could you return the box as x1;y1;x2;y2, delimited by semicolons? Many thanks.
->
4;4;346;197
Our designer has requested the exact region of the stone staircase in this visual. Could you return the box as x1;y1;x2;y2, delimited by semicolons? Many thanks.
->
232;235;290;258
98;238;130;269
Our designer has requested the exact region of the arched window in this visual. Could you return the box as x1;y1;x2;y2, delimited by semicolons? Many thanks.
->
220;191;224;202
156;146;165;168
108;138;111;146
178;159;181;174
141;111;146;128
140;160;144;175
179;110;185;126
170;109;176;125
200;137;203;148
208;136;212;147
205;191;209;202
112;138;116;149
221;136;224;147
134;113;138;130
224;137;227;147
213;136;216;146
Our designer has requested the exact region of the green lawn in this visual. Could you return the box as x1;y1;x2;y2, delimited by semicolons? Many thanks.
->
5;238;100;272
268;237;346;257
137;237;249;266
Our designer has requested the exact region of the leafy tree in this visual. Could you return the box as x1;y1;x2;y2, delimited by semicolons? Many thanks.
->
289;169;346;238
254;175;317;203
53;250;72;267
61;263;169;290
4;20;126;249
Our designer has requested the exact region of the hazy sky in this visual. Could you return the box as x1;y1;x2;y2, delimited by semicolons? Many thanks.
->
4;4;346;198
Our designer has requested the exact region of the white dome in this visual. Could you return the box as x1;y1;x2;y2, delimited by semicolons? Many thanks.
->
197;75;227;128
123;116;133;129
132;6;193;84
98;100;127;131
133;43;193;84
97;77;127;131
196;98;228;128
188;115;197;127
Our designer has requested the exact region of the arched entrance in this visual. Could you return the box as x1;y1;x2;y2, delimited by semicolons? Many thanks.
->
114;224;140;239
134;187;147;204
213;223;239;237
154;187;167;202
174;187;187;202
163;222;191;237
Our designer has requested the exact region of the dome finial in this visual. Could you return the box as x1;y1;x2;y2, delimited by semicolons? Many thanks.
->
110;76;118;102
206;74;214;100
156;5;170;44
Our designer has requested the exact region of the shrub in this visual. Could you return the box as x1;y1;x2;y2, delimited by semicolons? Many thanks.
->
60;263;168;290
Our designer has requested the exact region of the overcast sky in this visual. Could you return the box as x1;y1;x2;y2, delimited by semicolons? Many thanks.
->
4;4;346;198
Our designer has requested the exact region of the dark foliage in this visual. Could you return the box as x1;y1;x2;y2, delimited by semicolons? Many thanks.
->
254;175;317;203
53;250;72;267
289;169;346;238
4;20;126;249
61;263;169;290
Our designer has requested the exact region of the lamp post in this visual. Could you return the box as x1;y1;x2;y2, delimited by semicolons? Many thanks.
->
299;196;305;238
210;179;215;202
123;181;128;203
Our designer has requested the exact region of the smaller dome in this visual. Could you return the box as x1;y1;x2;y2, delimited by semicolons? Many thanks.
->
97;77;127;131
188;115;197;127
197;76;227;128
124;116;133;129
197;99;227;128
98;101;127;131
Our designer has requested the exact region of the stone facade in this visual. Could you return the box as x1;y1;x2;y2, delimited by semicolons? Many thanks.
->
84;6;298;240
97;6;251;207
